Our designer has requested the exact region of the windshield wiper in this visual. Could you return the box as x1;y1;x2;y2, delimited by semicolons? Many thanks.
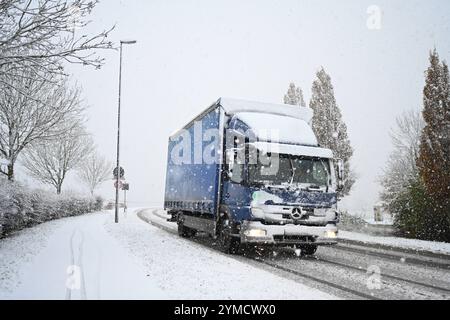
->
319;158;331;192
289;157;295;185
296;184;323;192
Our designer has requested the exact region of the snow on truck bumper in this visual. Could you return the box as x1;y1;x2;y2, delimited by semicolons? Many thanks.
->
240;221;338;245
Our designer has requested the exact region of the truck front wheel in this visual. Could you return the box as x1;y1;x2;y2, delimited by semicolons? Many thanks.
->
217;216;240;254
300;244;318;256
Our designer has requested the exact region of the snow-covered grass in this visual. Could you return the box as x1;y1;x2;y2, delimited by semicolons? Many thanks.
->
0;209;336;300
339;230;450;255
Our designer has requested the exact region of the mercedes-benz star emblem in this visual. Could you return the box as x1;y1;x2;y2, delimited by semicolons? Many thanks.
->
291;207;303;220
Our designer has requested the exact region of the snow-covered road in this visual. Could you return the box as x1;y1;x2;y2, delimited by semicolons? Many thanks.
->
143;209;450;300
0;210;335;300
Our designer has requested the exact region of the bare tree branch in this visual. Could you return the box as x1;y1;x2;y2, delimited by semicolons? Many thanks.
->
22;123;94;194
0;70;84;180
0;0;115;81
77;151;112;195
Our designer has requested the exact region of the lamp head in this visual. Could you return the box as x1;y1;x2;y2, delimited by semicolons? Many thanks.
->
120;40;137;45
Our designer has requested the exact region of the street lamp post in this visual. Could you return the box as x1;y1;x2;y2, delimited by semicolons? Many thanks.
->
115;40;136;224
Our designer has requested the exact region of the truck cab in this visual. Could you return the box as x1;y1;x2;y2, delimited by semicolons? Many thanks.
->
164;98;342;255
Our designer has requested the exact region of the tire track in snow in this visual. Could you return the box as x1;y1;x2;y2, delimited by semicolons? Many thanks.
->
65;228;87;300
333;243;450;270
315;255;450;294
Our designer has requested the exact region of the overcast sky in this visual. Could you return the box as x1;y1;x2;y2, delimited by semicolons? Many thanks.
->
62;0;450;214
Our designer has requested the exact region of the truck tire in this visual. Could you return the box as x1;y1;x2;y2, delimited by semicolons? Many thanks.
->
217;215;240;254
177;213;196;238
300;244;318;256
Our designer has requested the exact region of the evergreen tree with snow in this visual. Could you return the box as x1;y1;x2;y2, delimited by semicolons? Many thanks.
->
389;177;433;239
284;82;306;107
416;49;450;241
309;67;355;197
380;50;450;241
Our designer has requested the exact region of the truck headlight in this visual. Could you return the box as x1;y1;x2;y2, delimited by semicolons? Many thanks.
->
324;230;338;238
244;229;267;237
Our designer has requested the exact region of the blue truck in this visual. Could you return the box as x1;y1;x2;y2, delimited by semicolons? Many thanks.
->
164;98;343;254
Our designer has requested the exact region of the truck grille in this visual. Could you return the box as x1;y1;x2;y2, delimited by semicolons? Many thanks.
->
282;207;314;220
273;235;315;243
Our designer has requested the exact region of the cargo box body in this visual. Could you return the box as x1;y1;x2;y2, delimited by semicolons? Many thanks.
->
164;105;223;218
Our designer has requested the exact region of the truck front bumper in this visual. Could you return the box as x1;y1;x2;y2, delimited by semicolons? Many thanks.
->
240;221;338;245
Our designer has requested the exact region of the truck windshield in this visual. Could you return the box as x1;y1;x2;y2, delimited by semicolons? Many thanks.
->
248;154;331;188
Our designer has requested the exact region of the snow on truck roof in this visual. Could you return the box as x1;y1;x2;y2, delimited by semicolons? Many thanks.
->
232;112;318;146
170;98;320;147
219;98;319;147
218;97;313;122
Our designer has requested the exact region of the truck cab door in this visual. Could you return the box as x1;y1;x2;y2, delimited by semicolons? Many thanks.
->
221;150;252;221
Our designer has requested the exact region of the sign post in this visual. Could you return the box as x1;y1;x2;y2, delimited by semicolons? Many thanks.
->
122;183;129;213
114;180;123;190
113;166;125;223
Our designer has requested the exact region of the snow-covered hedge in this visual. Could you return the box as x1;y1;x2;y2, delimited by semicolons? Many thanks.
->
0;180;103;238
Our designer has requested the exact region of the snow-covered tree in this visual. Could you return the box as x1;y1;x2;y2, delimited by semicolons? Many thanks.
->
284;82;306;107
0;73;83;181
385;50;450;242
22;124;94;194
417;49;450;237
78;152;113;195
0;0;114;82
380;110;424;213
309;67;355;197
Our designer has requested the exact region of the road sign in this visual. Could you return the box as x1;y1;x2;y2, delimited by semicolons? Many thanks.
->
114;180;123;190
122;183;130;191
113;166;125;179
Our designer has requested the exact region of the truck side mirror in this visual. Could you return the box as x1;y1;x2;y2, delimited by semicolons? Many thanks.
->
224;148;245;185
225;150;235;177
336;159;344;191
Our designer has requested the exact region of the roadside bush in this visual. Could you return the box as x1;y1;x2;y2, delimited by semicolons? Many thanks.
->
392;178;450;242
0;180;104;238
94;196;104;211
